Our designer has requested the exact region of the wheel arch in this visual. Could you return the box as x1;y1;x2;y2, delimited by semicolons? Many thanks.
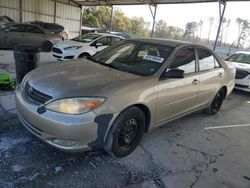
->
112;103;151;133
78;52;91;58
220;85;227;99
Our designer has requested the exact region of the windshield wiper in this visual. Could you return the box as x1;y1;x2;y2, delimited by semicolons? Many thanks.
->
87;58;138;75
102;63;134;74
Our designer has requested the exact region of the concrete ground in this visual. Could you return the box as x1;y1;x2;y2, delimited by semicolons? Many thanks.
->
0;89;250;188
0;50;250;188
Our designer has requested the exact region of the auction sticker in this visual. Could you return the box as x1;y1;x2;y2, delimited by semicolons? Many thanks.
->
143;55;164;63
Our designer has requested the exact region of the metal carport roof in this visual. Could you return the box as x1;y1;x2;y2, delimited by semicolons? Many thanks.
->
75;0;248;50
73;0;249;6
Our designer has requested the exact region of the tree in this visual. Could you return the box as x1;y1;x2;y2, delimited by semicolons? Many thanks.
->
236;18;250;48
183;22;198;42
223;19;231;47
236;17;244;48
154;20;184;40
208;17;214;44
219;18;227;46
154;20;168;38
112;9;132;32
130;17;150;37
198;20;204;41
82;7;150;37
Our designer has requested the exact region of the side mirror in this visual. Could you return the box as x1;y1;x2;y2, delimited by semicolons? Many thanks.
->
95;43;102;48
161;69;184;79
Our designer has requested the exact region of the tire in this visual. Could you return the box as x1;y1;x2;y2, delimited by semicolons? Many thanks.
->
42;41;52;52
78;53;90;59
105;106;146;157
205;88;226;115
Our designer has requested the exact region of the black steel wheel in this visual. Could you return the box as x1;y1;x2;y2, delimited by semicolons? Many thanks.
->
105;106;146;157
205;88;226;115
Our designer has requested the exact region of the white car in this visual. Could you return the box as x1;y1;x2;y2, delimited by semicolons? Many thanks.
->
52;33;123;60
225;51;250;92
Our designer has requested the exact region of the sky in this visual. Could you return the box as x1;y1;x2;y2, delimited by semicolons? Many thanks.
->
116;2;250;44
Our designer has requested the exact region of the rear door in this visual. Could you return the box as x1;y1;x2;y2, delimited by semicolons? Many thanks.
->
21;25;45;46
156;48;199;124
196;48;224;106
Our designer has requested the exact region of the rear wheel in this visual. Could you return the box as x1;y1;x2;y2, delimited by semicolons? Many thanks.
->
205;88;226;115
105;107;146;157
42;41;52;52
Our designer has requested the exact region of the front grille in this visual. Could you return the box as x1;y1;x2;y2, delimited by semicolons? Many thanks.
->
52;47;62;54
24;83;52;104
235;70;249;79
53;54;62;58
64;56;74;59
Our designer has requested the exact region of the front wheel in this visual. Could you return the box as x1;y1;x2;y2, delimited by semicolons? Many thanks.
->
205;88;226;115
105;107;146;157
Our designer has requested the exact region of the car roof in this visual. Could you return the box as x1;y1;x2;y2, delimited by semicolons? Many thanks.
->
4;22;42;28
234;51;250;55
95;32;123;38
128;38;193;48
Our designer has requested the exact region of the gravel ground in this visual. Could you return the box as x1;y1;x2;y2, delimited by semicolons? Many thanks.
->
0;90;250;188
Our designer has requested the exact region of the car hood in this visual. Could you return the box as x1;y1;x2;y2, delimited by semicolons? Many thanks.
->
53;40;88;48
26;60;141;99
232;62;250;72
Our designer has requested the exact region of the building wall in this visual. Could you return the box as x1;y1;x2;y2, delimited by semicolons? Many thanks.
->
0;0;81;38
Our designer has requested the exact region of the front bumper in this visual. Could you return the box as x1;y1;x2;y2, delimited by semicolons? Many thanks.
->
235;77;250;92
52;48;78;61
15;88;104;152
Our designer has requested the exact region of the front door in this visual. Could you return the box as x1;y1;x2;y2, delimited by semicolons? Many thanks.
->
156;48;199;125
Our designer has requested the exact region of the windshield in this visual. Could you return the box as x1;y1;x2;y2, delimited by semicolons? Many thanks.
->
90;40;174;76
71;34;101;43
225;53;250;64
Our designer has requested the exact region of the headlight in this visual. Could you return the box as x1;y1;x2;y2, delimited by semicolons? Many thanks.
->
45;97;106;114
64;46;82;50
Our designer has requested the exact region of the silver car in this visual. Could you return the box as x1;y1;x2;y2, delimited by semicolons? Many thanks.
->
16;39;236;157
0;23;62;52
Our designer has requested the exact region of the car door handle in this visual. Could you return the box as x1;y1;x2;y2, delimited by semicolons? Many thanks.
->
218;73;223;77
192;79;199;85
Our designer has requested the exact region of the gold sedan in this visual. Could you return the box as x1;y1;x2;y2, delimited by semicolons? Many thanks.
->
16;38;236;157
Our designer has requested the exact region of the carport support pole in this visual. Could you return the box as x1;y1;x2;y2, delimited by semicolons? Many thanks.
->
109;5;113;33
213;1;226;51
19;0;22;23
150;4;157;38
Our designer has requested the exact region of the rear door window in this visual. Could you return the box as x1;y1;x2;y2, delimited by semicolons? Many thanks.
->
24;25;43;34
111;37;122;45
96;37;112;46
197;48;220;71
4;25;25;32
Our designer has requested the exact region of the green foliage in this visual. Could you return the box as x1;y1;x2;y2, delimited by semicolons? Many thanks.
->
154;20;184;40
236;18;250;48
82;7;149;37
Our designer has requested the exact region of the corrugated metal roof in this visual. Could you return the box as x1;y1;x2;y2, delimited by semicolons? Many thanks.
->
72;0;236;6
